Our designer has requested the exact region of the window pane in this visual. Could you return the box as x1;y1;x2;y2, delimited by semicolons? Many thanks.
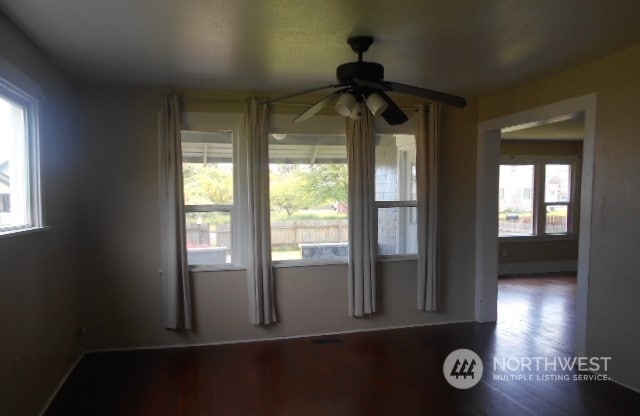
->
378;207;418;255
545;164;571;203
0;96;30;229
181;130;234;265
498;164;534;236
375;134;416;202
181;131;233;205
268;134;348;261
545;205;568;233
185;211;231;265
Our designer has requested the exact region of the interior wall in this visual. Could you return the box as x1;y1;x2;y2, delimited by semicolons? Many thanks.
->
478;44;640;390
0;14;84;416
71;86;478;351
498;140;582;274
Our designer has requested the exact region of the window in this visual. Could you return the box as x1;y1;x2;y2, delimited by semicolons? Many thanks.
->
544;164;571;233
498;164;534;236
268;133;348;261
498;159;578;237
181;130;234;265
0;78;41;234
179;112;420;267
375;134;418;255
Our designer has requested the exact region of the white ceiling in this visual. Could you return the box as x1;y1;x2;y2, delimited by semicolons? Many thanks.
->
2;0;640;97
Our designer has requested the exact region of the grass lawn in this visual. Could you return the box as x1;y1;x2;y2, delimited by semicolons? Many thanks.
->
272;250;302;261
271;209;347;222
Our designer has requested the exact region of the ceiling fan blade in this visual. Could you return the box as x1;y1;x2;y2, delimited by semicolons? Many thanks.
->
267;84;345;104
293;90;344;122
378;92;409;125
386;81;467;108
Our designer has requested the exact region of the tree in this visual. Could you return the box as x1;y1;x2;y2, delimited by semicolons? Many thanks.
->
182;164;232;205
301;164;348;206
270;170;313;216
270;163;348;216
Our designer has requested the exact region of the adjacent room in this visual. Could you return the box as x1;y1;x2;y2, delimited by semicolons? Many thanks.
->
1;1;640;415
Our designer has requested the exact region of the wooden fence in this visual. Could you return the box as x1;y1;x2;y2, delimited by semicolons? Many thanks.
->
187;219;348;249
499;214;567;235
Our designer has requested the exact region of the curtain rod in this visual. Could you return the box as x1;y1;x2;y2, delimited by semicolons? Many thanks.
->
180;97;421;112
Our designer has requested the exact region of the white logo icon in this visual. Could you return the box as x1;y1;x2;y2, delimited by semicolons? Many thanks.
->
443;348;484;389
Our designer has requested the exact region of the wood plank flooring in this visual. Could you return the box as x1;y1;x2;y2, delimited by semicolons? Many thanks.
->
44;275;640;415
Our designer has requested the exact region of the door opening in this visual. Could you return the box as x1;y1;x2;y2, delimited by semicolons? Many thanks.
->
475;94;596;356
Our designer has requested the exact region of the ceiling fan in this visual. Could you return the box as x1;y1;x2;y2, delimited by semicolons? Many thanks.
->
269;36;467;125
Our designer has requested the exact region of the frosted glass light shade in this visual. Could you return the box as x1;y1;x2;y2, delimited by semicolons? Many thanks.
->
366;93;388;116
335;93;357;117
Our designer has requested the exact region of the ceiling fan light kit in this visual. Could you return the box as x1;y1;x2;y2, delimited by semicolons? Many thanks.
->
270;36;467;125
335;93;357;117
365;93;389;116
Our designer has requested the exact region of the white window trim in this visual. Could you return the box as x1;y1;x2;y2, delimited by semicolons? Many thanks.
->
269;113;348;264
499;154;581;239
181;111;421;270
0;66;43;236
182;112;247;269
272;114;419;263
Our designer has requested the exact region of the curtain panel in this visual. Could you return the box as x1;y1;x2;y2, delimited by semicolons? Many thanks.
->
417;102;440;311
347;113;377;317
158;93;192;329
245;98;277;325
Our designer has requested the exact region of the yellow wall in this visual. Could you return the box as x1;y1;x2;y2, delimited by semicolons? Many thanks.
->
478;44;640;389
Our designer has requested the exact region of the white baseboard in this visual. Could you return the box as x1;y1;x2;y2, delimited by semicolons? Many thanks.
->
498;260;577;275
84;319;475;354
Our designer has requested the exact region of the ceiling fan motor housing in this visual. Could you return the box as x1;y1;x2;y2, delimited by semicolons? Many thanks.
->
336;62;384;85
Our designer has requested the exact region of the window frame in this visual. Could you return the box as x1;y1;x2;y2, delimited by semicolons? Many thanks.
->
181;112;247;271
374;133;419;259
499;154;581;239
179;112;420;270
0;74;43;237
269;113;349;267
271;114;419;265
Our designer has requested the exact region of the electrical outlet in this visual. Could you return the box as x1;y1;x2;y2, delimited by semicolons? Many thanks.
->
502;248;508;257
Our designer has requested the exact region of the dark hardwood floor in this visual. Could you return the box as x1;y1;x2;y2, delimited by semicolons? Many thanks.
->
44;275;640;415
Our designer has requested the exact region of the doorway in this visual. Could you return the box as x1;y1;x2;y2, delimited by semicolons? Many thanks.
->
474;94;596;356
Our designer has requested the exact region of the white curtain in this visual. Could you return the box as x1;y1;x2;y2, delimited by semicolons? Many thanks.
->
417;103;440;311
245;98;277;325
158;93;192;329
347;113;377;317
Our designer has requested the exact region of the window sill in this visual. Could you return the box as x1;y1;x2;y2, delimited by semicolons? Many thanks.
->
189;255;419;272
272;255;418;269
273;258;348;268
188;264;247;273
0;226;51;239
499;234;578;243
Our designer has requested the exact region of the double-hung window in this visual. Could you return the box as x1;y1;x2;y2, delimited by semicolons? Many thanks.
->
498;157;579;237
0;76;41;235
374;133;418;256
268;132;348;261
268;114;348;263
180;112;246;268
179;112;422;267
181;130;234;265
